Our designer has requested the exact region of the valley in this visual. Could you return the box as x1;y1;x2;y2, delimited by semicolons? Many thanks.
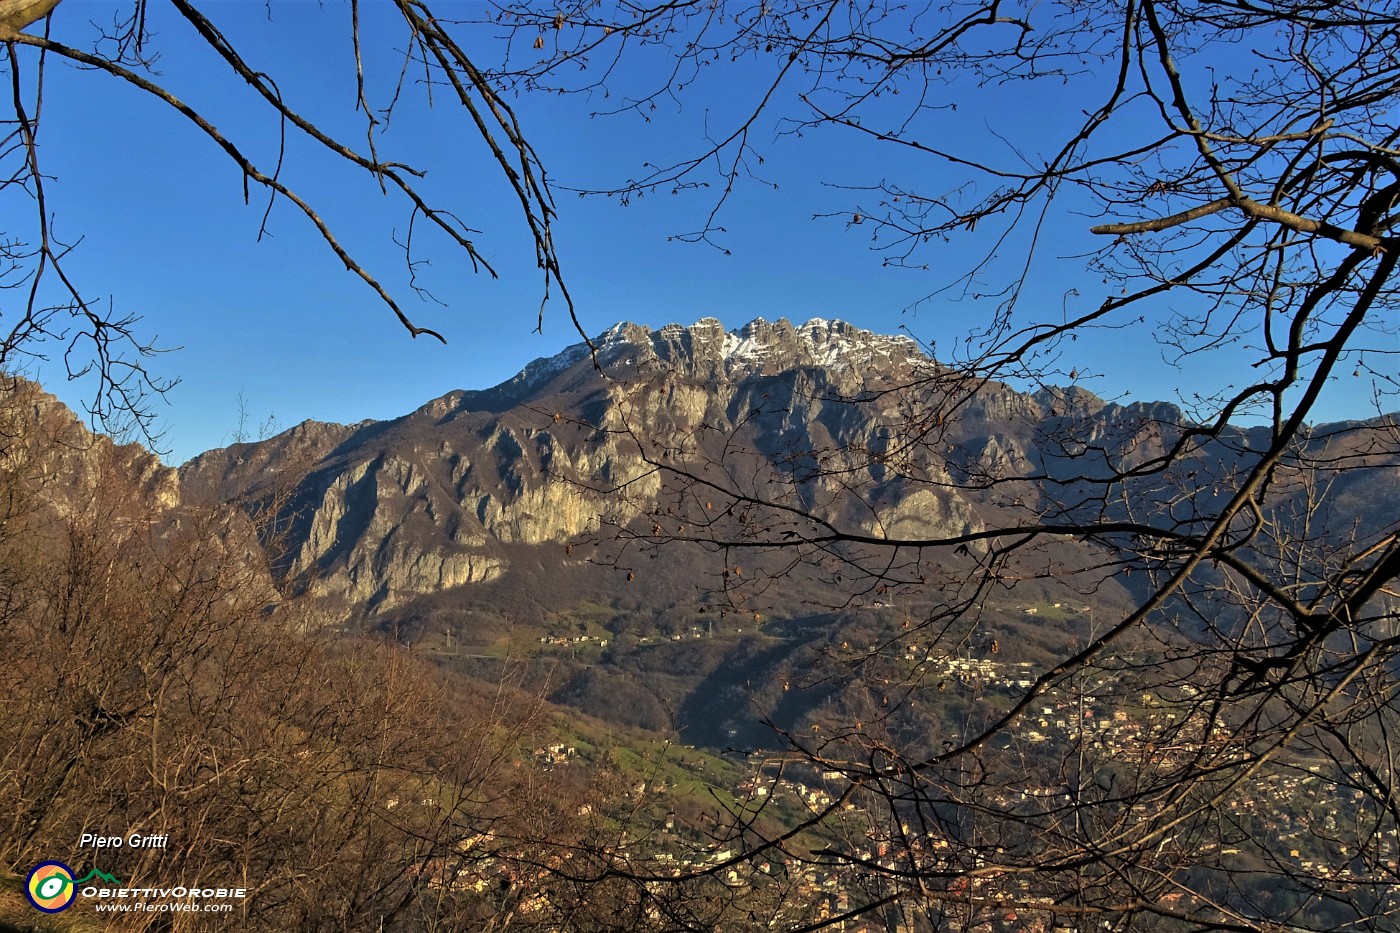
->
4;316;1397;931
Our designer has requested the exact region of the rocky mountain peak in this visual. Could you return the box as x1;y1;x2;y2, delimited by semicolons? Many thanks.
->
509;316;930;391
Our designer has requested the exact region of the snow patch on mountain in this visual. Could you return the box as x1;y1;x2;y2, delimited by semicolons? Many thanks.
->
512;316;929;390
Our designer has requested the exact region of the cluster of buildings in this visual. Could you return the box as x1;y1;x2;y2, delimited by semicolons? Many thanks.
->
430;623;1394;930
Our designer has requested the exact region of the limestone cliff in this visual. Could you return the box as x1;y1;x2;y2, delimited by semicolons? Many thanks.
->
175;318;968;613
0;378;280;608
176;316;1395;622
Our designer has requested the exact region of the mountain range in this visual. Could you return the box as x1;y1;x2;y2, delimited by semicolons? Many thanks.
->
18;316;1397;745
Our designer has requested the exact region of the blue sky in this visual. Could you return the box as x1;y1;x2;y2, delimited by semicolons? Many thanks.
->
16;2;1395;463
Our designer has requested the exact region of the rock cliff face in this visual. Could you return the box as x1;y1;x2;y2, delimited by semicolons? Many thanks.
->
0;379;183;517
174;317;1396;620
0;378;281;609
168;319;925;612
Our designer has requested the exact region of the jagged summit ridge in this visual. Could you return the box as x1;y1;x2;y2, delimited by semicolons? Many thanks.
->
511;316;928;388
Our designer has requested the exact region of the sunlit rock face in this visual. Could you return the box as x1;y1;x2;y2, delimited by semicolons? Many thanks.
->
1;380;182;518
1;379;282;609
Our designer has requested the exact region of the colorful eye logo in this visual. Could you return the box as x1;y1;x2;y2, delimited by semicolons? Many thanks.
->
26;861;76;913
